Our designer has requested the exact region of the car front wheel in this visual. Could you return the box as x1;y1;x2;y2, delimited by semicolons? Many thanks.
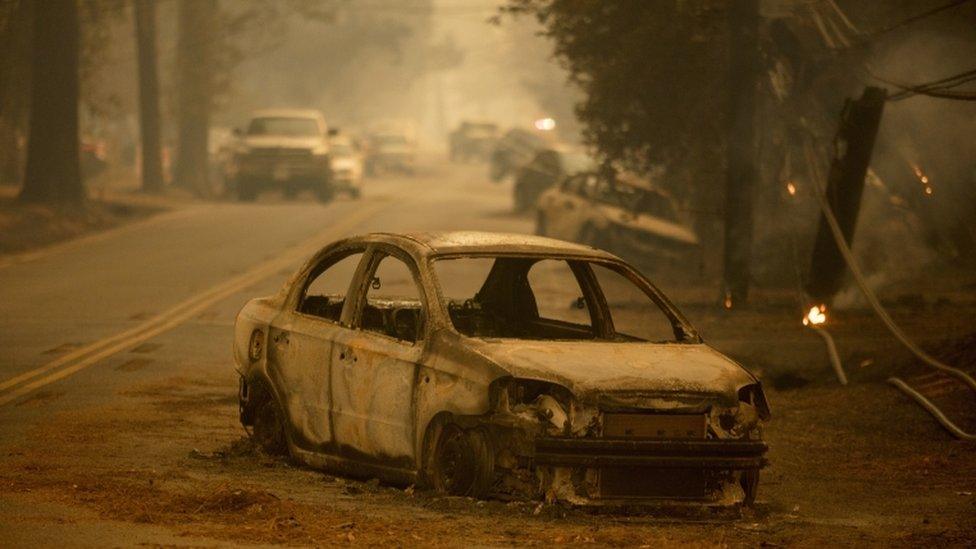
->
427;423;493;497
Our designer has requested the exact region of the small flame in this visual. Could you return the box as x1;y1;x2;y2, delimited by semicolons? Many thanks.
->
912;164;933;196
802;304;827;326
723;291;733;310
786;182;797;196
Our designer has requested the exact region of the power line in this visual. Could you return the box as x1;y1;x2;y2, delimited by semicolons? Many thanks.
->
847;0;974;47
868;67;976;101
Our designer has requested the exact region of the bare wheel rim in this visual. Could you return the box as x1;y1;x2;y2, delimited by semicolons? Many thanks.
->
433;425;476;495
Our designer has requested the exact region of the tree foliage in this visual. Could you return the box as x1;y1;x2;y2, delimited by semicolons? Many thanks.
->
505;0;728;199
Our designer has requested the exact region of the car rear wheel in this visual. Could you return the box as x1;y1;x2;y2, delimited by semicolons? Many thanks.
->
316;179;335;203
427;423;493;497
251;396;287;456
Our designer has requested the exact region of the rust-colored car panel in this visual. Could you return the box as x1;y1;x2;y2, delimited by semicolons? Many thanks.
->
234;231;768;505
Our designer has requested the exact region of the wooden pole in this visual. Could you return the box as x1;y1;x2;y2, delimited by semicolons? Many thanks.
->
806;87;886;303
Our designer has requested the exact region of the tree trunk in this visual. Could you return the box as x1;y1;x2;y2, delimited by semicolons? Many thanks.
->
134;0;164;193
173;0;216;197
806;87;886;303
721;0;759;307
19;0;83;203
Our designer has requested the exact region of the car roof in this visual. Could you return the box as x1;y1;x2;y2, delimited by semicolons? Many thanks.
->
250;109;324;120
350;231;617;259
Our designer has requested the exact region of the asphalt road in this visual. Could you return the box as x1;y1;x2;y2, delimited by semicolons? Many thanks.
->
0;159;526;425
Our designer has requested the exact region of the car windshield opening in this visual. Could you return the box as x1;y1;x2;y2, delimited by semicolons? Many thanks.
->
433;256;688;342
248;117;320;137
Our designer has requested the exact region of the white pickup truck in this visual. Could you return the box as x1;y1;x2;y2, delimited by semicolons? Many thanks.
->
227;109;337;201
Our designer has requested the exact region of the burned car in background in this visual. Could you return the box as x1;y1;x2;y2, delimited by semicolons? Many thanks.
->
536;172;701;272
449;121;499;162
489;128;551;182
234;231;768;505
513;146;595;212
227;109;337;201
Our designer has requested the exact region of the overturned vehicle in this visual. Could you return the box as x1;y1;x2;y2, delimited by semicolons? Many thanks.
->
234;231;769;506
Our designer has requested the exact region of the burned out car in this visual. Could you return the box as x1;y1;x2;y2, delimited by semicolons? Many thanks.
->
234;231;769;505
537;172;701;271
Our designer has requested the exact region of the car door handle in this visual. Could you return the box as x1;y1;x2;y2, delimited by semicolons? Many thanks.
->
338;348;357;363
272;331;289;346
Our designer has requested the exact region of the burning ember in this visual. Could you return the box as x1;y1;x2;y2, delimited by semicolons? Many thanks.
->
912;164;933;196
786;182;797;196
802;304;827;326
724;290;733;310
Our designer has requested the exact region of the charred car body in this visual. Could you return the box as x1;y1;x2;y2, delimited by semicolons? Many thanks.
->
227;109;336;201
234;231;768;505
449;121;499;162
537;172;701;272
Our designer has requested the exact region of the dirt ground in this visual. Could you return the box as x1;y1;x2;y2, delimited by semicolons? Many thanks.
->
1;297;974;547
0;186;170;256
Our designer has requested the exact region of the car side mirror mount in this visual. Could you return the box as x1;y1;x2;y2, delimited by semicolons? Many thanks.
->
328;128;340;137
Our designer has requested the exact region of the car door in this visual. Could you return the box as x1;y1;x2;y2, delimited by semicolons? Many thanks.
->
266;248;367;449
329;247;425;464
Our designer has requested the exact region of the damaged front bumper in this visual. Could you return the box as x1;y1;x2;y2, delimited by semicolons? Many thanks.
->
531;437;766;504
534;437;767;469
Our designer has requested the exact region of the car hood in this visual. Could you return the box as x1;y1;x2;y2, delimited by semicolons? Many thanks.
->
244;135;323;149
469;339;755;405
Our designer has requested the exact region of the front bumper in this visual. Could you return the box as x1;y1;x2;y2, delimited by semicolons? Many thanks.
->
236;154;329;182
535;438;767;469
532;437;767;502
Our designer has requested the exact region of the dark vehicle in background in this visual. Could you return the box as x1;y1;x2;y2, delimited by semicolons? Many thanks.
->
365;132;416;175
512;146;595;212
489;128;550;182
536;171;700;271
449;121;499;162
329;135;364;199
228;109;336;201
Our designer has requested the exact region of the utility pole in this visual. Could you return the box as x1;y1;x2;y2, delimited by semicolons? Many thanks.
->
806;87;886;303
134;0;164;193
722;0;760;307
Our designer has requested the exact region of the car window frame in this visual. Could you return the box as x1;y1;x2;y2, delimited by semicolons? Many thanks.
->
292;246;369;327
347;245;430;346
428;252;699;343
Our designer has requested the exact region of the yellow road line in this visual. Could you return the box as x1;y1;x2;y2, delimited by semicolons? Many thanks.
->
0;200;389;406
